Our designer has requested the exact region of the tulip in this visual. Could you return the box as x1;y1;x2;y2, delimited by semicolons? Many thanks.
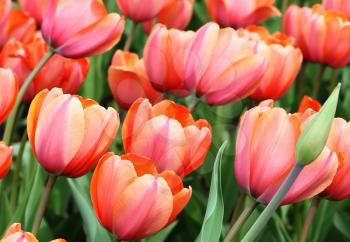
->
320;118;350;200
298;96;321;113
0;1;36;49
143;24;195;97
108;50;163;109
238;26;303;100
205;0;280;28
18;0;49;26
0;68;18;125
283;4;350;68
323;0;350;19
0;35;89;102
235;100;338;205
122;98;212;177
41;0;125;58
1;223;66;242
91;152;192;240
0;142;13;179
27;88;120;178
116;0;170;23
143;0;194;34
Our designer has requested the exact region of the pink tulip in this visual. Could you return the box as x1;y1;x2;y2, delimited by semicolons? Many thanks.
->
27;88;120;178
0;68;18;125
283;4;350;68
18;0;49;25
91;153;192;240
205;0;280;28
41;0;125;58
0;142;13;179
235;100;338;205
122;98;212;177
323;0;350;19
116;0;171;22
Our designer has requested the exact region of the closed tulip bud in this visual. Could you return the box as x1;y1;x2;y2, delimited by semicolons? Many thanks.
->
0;0;36;48
143;0;194;34
238;26;303;100
1;223;66;242
91;153;192;240
0;142;13;179
122;98;212;177
108;50;163;110
283;5;350;68
41;0;125;58
205;0;280;28
116;0;171;23
27;88;120;178
323;0;350;19
18;0;49;26
296;84;341;166
0;68;18;125
235;100;338;205
0;35;89;102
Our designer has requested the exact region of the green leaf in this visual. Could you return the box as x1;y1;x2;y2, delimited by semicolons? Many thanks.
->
333;212;350;239
143;221;178;242
67;179;111;242
197;141;227;242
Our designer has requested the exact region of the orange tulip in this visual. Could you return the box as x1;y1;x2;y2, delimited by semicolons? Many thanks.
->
122;98;212;177
0;0;36;48
91;152;192;240
320;118;350;200
143;0;194;34
108;50;163;109
1;223;66;242
237;26;303;100
0;68;18;125
116;0;170;22
41;0;125;58
298;96;321;113
0;35;89;102
323;0;350;19
283;4;350;68
0;142;12;179
18;0;49;26
235;100;338;205
205;0;280;28
27;88;120;178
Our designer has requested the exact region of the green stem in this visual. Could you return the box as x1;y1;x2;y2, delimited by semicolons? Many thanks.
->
10;131;27;211
329;68;338;93
31;175;58;236
3;50;55;144
224;201;258;242
299;198;320;242
241;164;303;242
231;192;247;224
188;96;200;112
297;63;307;101
282;0;289;12
311;65;326;99
123;21;137;52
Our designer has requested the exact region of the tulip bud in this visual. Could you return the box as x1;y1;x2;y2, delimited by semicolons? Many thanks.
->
296;84;341;165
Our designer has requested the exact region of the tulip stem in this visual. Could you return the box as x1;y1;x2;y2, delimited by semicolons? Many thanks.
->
299;198;320;242
282;0;289;12
188;96;200;112
124;21;138;52
230;193;247;224
311;65;326;100
329;68;338;93
3;49;55;144
224;201;258;242
10;131;27;211
31;175;58;236
241;164;303;242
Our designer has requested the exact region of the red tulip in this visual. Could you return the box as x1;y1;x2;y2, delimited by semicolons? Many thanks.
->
27;88;120;178
41;0;125;58
116;0;170;22
0;35;89;102
235;100;338;205
143;0;194;34
205;0;280;28
91;152;192;240
108;50;163;109
18;0;49;26
283;4;350;68
0;0;36;48
298;96;321;113
122;98;212;177
0;142;12;179
237;26;303;100
0;68;18;125
323;0;350;19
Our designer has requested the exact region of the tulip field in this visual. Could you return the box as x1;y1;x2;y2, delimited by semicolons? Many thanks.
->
2;0;350;241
